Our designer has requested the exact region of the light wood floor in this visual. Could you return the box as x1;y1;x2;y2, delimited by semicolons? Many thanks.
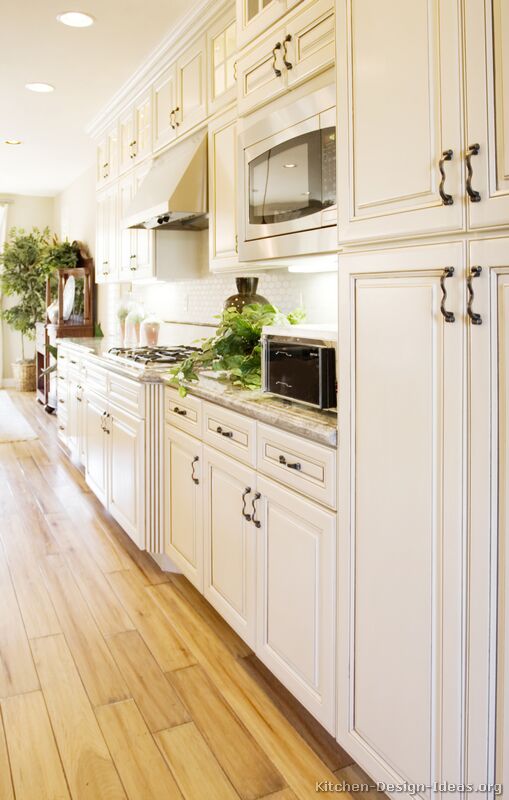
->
0;391;373;800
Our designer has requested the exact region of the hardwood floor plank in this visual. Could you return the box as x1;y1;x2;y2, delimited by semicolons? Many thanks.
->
107;569;195;673
0;548;39;698
107;630;190;733
0;707;14;800
241;654;353;772
334;764;380;800
45;510;128;574
168;664;285;800
151;582;337;800
15;455;63;515
41;554;129;706
258;791;299;800
0;514;61;639
156;721;241;800
30;634;127;800
1;690;71;800
95;698;183;800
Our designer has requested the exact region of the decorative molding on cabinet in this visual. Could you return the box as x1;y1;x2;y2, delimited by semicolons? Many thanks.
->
145;382;165;553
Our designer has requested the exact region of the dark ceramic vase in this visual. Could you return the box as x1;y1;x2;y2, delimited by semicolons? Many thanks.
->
224;277;269;312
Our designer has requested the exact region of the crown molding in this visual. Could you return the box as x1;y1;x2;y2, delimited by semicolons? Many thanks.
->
86;0;233;140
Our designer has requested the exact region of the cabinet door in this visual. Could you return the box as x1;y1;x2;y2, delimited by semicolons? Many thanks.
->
106;185;118;282
84;391;108;505
96;137;108;188
108;404;145;548
336;0;464;244
119;109;135;174
153;64;178;152
164;426;203;591
236;26;286;116
337;243;465;790
203;446;257;647
208;108;238;271
286;0;334;88
95;188;117;283
133;91;152;162
133;162;154;279
118;174;137;280
256;475;336;732
67;377;79;459
464;0;509;229
237;0;303;49
176;37;207;136
207;12;237;115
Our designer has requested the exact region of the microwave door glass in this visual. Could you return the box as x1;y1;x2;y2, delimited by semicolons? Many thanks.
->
249;127;335;225
268;345;321;406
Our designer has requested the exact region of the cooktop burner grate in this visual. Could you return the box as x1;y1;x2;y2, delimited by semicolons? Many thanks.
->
107;345;201;365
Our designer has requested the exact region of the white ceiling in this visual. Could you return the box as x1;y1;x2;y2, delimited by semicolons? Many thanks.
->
0;0;201;197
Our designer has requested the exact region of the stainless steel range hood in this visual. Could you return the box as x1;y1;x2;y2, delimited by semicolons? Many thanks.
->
124;130;208;231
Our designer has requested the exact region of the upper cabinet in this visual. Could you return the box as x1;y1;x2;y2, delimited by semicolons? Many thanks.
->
96;125;119;188
153;65;179;153
208;107;238;271
336;0;464;244
237;0;334;116
95;185;118;284
236;0;304;49
119;90;152;174
207;10;237;115
464;0;509;230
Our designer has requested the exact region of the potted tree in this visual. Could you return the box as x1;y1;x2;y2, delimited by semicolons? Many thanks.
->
0;226;52;391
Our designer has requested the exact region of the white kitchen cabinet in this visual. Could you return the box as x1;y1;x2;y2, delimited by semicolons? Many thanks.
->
108;403;145;549
236;0;304;49
95;185;118;284
336;0;464;244
84;389;109;506
464;0;509;230
208;107;238;271
153;64;179;153
337;242;466;791
96;124;119;188
131;161;154;279
119;90;152;173
164;426;204;591
118;164;154;281
203;446;257;647
236;25;286;116
256;474;336;732
67;375;84;464
207;10;237;115
176;37;208;136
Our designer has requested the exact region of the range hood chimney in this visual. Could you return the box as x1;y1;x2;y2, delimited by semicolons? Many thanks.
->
124;130;208;231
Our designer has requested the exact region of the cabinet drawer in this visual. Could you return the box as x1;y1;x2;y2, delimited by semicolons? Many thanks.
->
165;387;202;438
85;362;108;396
256;422;336;508
202;402;256;466
109;372;145;417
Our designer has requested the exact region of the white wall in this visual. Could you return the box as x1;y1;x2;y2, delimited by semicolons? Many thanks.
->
1;194;55;380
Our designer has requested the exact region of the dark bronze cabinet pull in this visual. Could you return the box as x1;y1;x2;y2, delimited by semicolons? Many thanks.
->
438;149;454;205
173;406;187;416
278;454;302;471
272;42;282;77
465;143;481;202
191;455;199;485
283;35;293;69
169;109;175;129
251;492;261;528
104;413;111;435
216;426;233;438
242;487;252;521
440;267;455;323
467;266;482;326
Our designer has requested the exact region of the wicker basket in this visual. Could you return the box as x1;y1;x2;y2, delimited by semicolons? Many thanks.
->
12;360;36;392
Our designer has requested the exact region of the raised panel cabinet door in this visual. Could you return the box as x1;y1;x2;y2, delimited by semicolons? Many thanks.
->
118;175;136;280
337;243;465;794
336;0;464;244
203;446;257;647
84;391;108;505
255;475;336;732
67;377;80;459
107;405;145;548
464;0;509;229
133;162;154;279
133;91;152;161
96;137;108;188
119;109;135;174
106;185;118;281
164;426;204;591
176;37;207;136
208;109;238;270
153;64;178;151
236;26;287;116
286;0;335;88
95;192;107;283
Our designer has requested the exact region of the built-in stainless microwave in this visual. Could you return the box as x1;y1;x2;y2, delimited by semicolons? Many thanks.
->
239;85;337;262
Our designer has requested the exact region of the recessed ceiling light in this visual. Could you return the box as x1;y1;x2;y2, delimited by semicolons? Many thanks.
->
283;163;297;168
4;139;23;145
57;11;94;27
26;82;55;93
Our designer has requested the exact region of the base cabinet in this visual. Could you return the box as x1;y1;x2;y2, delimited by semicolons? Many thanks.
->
203;446;257;648
108;405;145;548
256;475;336;732
164;426;204;591
84;390;108;506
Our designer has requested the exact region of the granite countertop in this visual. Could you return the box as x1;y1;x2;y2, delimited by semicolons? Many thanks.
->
165;372;338;448
57;338;338;448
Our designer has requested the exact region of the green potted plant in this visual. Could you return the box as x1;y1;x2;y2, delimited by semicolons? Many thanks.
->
0;226;52;391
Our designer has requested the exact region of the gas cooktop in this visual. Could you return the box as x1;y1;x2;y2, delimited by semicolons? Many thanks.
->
106;345;200;366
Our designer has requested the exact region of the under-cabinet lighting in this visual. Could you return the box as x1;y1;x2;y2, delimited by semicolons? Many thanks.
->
287;255;338;273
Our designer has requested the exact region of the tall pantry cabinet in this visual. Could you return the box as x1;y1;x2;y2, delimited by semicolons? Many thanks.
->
336;0;509;796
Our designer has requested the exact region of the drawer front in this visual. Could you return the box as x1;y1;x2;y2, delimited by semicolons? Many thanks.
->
256;422;336;508
109;372;145;417
85;362;108;396
165;387;202;438
202;402;256;466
